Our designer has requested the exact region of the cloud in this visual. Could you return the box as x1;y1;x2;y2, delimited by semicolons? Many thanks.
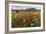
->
11;3;41;10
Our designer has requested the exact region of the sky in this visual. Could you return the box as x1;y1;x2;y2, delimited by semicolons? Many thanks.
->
11;3;41;10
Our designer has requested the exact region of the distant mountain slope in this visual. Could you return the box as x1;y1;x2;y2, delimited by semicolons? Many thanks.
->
26;8;40;11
